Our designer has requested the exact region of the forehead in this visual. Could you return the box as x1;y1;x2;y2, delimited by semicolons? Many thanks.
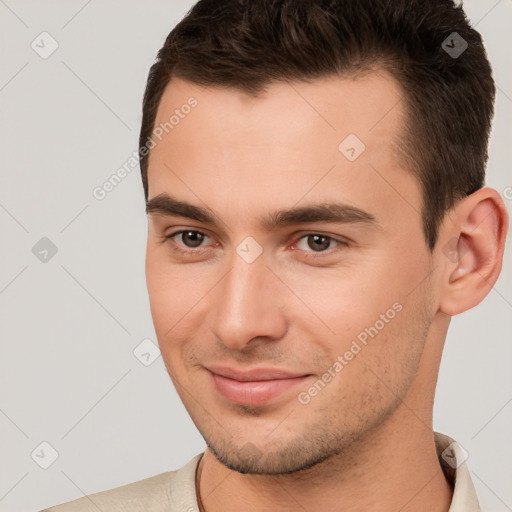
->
152;70;405;147
146;71;419;229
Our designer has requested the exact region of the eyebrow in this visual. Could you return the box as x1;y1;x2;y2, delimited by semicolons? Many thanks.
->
146;193;378;230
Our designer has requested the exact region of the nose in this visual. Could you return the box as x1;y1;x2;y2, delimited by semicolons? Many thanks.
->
209;251;288;350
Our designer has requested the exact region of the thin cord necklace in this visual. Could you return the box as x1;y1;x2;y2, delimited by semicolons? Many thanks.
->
195;456;206;512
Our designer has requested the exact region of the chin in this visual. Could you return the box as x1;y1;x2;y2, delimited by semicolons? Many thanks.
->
206;437;338;475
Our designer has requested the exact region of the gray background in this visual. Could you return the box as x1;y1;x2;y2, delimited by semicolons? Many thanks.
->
0;1;510;511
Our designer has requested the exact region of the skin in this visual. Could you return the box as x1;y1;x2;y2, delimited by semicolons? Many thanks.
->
144;72;508;511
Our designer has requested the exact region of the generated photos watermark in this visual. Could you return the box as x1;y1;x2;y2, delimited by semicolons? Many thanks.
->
92;96;198;201
298;301;403;405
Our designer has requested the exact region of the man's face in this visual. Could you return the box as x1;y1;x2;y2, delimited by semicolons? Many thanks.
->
145;73;438;474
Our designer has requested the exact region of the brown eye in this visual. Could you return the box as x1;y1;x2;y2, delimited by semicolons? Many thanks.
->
293;233;348;260
179;231;205;247
305;234;334;252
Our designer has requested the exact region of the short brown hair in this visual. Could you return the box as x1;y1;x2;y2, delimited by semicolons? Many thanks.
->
139;0;495;249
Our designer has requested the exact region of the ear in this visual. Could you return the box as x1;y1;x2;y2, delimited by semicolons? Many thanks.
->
437;186;509;316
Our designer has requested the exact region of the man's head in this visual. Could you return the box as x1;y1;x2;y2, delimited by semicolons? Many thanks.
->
140;0;496;250
141;0;507;475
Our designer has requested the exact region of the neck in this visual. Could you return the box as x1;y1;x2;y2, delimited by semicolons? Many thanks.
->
197;409;452;512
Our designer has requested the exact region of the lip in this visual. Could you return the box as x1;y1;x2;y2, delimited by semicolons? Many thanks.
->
206;365;311;406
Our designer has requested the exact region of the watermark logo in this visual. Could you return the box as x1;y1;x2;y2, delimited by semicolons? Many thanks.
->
441;236;469;263
239;442;263;462
441;32;468;59
236;236;263;264
32;237;58;263
31;31;59;59
133;338;161;367
441;441;469;469
31;441;59;469
338;133;366;162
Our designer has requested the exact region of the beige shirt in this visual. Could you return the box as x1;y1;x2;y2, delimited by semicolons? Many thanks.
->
42;432;480;511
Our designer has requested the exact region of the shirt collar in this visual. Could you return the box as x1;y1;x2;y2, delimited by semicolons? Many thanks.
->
435;431;481;511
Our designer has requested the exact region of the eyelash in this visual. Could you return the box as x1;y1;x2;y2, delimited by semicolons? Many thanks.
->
162;230;349;260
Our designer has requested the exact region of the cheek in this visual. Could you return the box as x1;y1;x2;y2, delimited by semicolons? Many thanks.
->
277;244;431;372
280;262;408;344
145;249;219;365
295;289;430;426
145;251;194;343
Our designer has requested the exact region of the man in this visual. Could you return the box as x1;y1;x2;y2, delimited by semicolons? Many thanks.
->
44;0;508;510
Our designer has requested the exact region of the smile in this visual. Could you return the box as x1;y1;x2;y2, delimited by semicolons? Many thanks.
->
206;366;312;406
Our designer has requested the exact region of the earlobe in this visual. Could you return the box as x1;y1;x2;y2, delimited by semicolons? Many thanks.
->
439;187;509;316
